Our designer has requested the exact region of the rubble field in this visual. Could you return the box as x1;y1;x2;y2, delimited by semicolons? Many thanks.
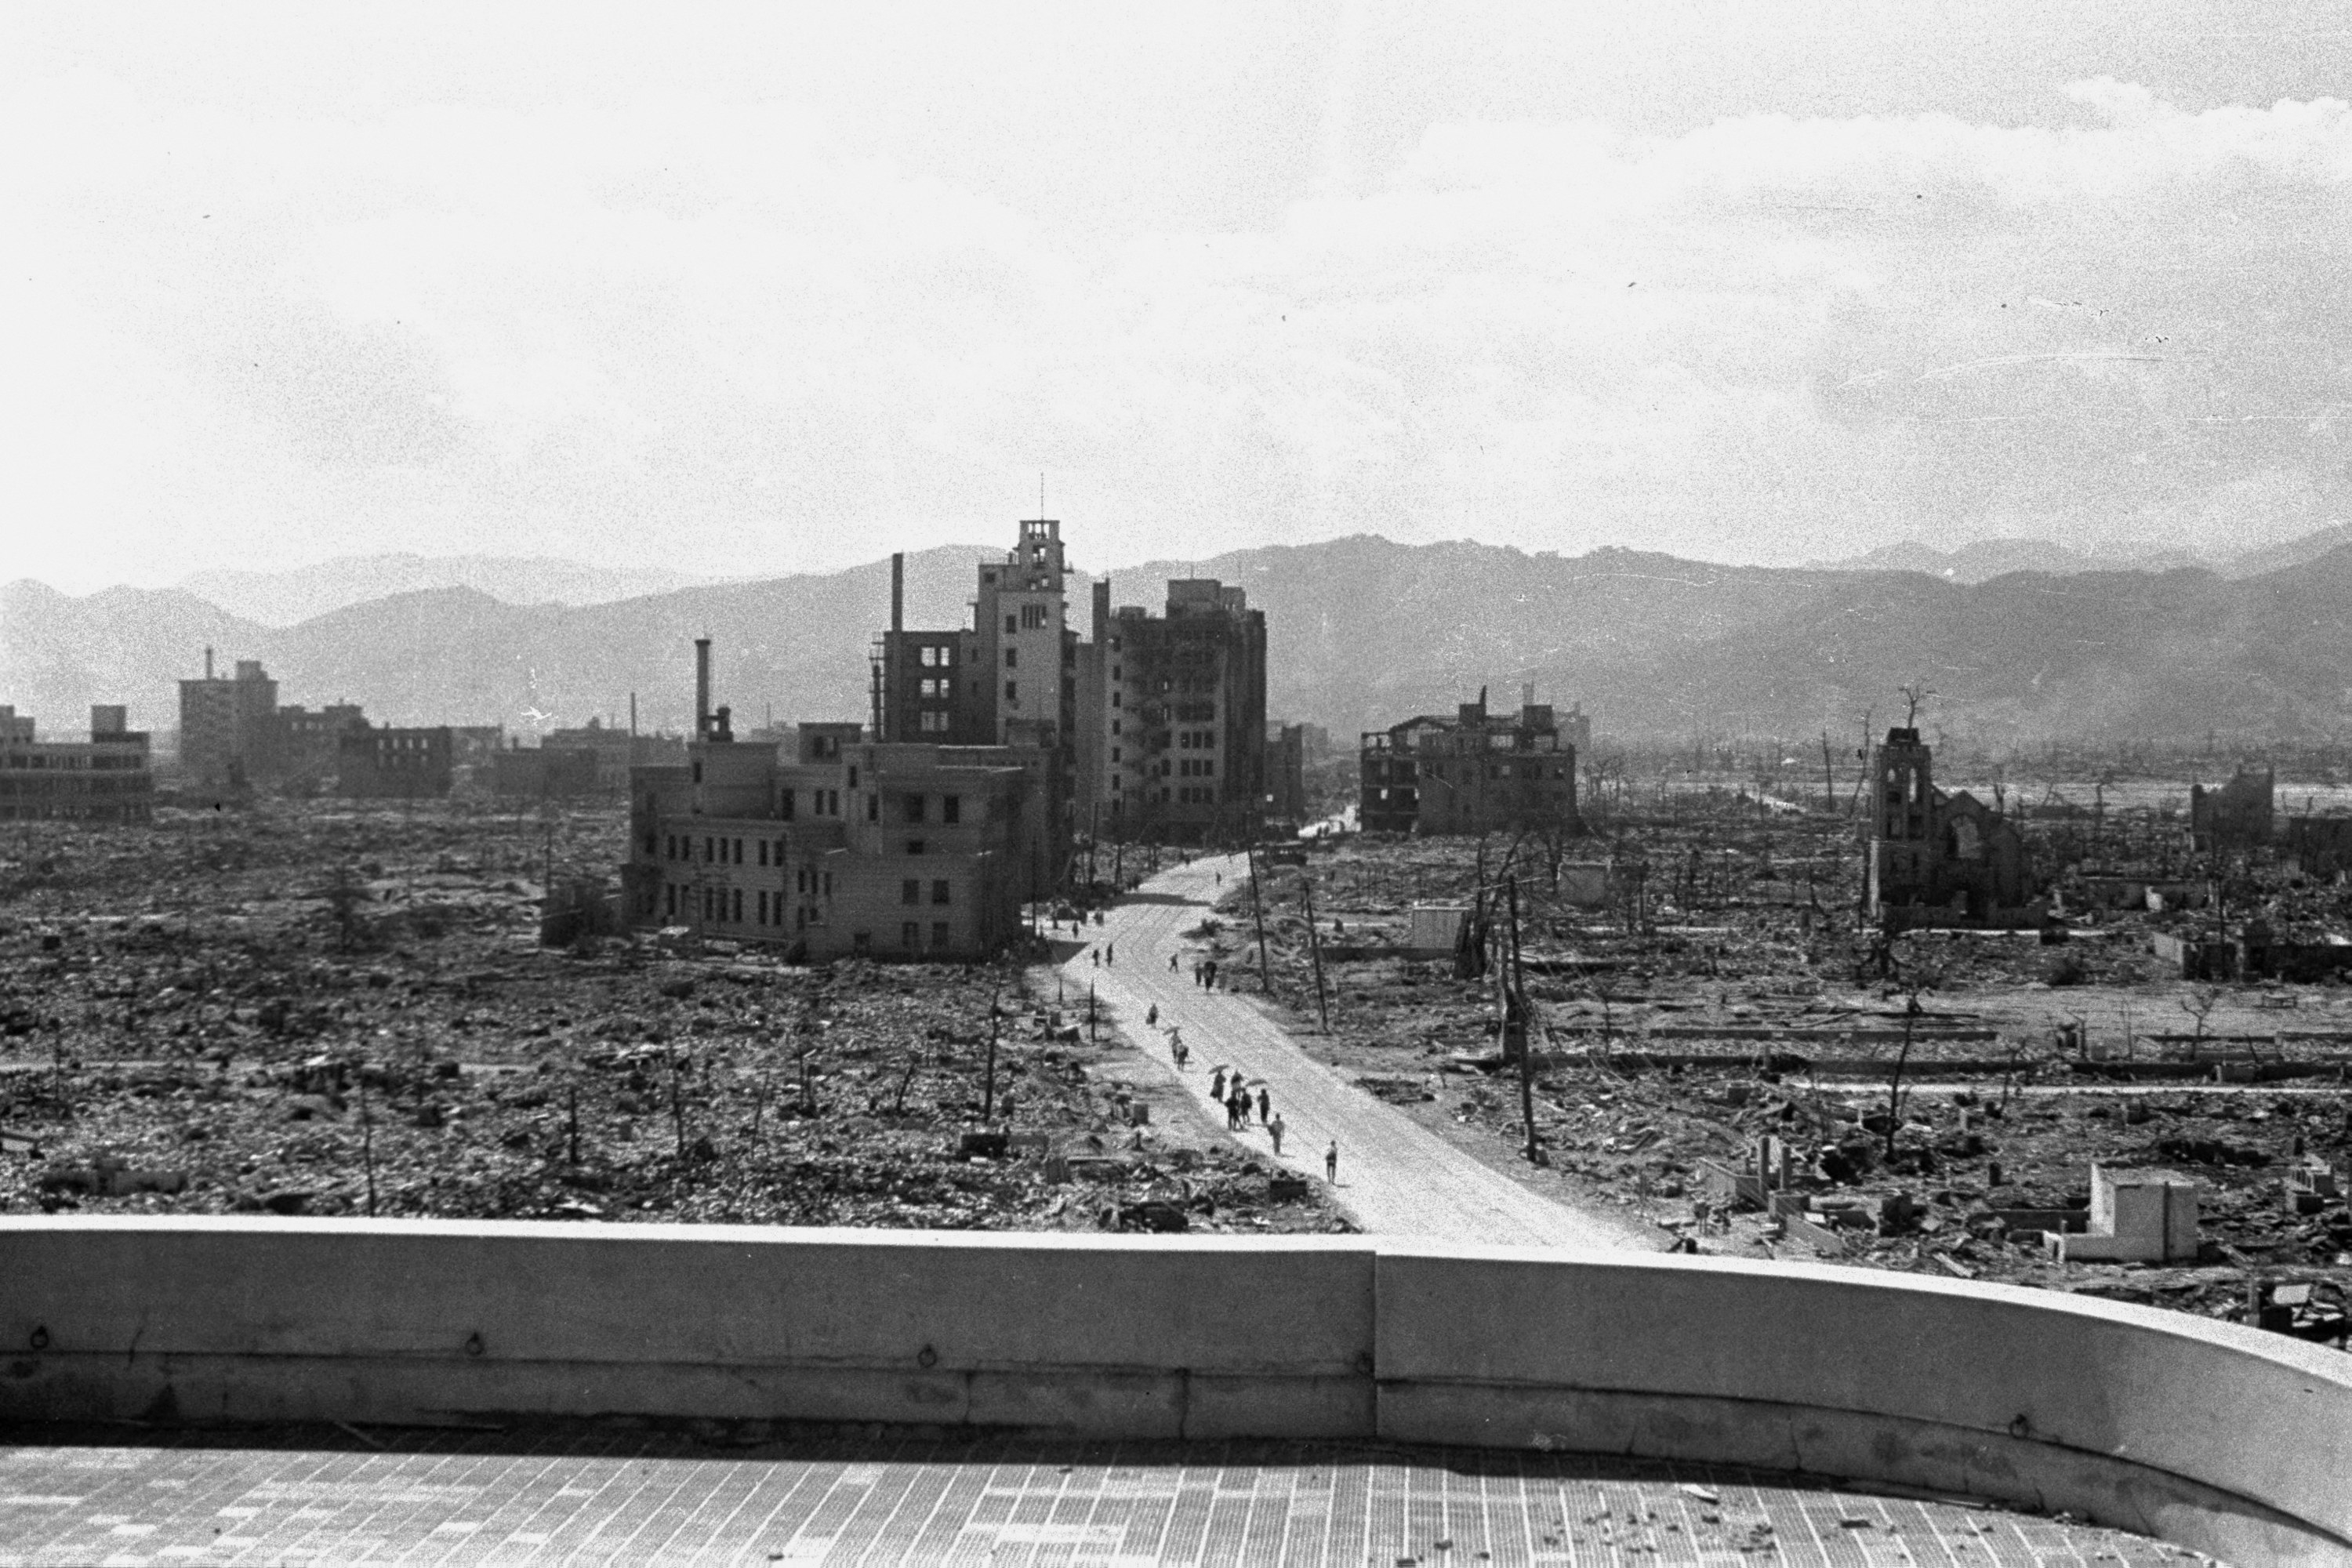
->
0;802;1345;1237
1191;787;2352;1341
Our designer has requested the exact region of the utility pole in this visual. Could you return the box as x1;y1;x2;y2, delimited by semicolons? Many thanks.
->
1302;869;1330;1032
1247;845;1273;993
1508;876;1537;1165
982;971;1003;1121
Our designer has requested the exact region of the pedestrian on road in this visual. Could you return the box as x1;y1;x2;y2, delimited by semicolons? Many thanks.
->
1106;943;1115;964
1145;1004;1158;1027
1229;1091;1247;1130
1210;1066;1226;1099
1206;960;1218;989
1215;872;1221;887
1090;948;1098;967
1268;1113;1286;1155
1324;1141;1339;1182
1170;953;1178;972
1172;1038;1189;1069
1255;1086;1270;1124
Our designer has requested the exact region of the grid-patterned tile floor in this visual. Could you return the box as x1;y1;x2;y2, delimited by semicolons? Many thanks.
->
0;1425;2198;1566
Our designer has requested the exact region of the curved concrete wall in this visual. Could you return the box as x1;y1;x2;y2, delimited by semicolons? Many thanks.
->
2;1219;2345;1565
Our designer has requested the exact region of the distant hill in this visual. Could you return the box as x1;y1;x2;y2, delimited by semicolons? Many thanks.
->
12;536;2352;749
0;581;263;739
180;553;728;626
1810;536;2203;583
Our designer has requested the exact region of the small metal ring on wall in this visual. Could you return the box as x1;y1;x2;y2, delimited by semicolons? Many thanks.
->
916;1345;938;1369
28;1326;49;1351
463;1333;485;1358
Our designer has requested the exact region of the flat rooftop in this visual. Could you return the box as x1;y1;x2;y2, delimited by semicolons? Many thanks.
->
0;1424;2178;1566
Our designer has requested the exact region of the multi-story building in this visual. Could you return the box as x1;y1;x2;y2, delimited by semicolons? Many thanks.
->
531;717;686;794
176;650;281;793
336;726;456;798
1267;722;1309;825
873;520;1080;877
0;706;154;823
1078;578;1268;848
276;703;370;787
1359;688;1578;837
624;641;1044;959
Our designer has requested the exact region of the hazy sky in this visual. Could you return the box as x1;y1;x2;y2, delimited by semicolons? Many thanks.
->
10;2;2352;590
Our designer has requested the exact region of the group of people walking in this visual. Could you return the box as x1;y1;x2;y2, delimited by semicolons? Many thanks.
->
1095;883;1341;1186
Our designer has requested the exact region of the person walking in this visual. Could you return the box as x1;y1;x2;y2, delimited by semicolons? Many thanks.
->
1172;1038;1189;1069
1106;942;1114;964
1090;947;1098;967
1145;1004;1158;1028
1324;1141;1339;1182
1210;1066;1226;1100
1255;1086;1270;1125
1206;960;1218;989
1170;953;1179;973
1268;1112;1286;1155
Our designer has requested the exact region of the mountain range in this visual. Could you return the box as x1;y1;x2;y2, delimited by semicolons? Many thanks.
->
178;554;724;626
7;532;2352;751
1811;526;2352;586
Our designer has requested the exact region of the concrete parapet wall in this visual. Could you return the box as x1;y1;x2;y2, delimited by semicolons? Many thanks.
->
3;1220;2347;1564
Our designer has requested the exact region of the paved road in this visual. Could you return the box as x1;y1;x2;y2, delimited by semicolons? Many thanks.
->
1064;855;1638;1250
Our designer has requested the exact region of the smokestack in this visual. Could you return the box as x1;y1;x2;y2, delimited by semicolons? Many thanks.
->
204;646;214;681
1522;681;1535;713
891;552;905;635
694;638;712;741
629;691;637;737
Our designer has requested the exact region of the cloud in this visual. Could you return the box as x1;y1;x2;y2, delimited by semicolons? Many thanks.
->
8;67;2352;590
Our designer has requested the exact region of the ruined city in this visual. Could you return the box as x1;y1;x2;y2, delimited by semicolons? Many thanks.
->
9;12;2352;1563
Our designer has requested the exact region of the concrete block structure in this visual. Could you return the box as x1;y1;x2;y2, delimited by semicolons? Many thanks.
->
2048;1164;2201;1263
2287;813;2352;879
1865;727;2038;926
625;641;1047;960
874;517;1269;858
1359;687;1578;838
336;726;456;799
0;705;154;823
176;650;281;794
2190;766;2274;855
1082;578;1267;848
1266;722;1308;825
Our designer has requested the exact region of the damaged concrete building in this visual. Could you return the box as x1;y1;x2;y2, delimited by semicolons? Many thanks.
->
2285;815;2352;880
872;517;1268;852
624;641;1047;960
1864;726;2038;926
0;705;154;823
1358;687;1579;837
2190;766;2275;855
176;650;373;797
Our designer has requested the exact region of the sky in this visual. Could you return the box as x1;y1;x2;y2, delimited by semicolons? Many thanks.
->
9;1;2352;591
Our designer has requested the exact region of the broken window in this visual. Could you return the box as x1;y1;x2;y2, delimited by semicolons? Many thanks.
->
942;794;960;823
906;793;926;822
931;879;950;904
932;920;950;947
902;879;920;905
902;921;920;949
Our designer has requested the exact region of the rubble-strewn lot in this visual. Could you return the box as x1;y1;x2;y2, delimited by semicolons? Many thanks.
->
0;802;1346;1236
1193;786;2352;1341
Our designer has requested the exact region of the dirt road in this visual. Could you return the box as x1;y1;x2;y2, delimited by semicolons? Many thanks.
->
1063;855;1643;1249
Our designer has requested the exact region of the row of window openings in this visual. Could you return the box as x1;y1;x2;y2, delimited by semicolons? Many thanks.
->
666;884;828;929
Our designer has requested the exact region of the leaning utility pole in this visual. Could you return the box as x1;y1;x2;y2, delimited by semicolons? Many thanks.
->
1508;876;1537;1165
1301;869;1330;1032
1247;845;1273;993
